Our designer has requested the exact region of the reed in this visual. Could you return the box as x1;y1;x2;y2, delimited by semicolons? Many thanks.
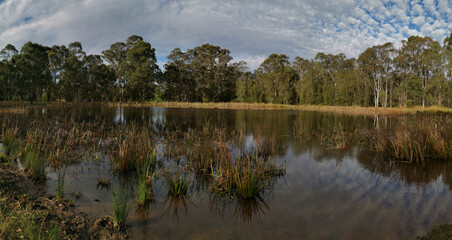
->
135;153;155;206
56;167;66;201
1;127;20;160
22;145;45;181
361;117;452;163
112;186;131;227
96;176;111;189
163;169;191;197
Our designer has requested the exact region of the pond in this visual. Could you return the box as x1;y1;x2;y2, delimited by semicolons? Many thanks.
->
29;105;452;239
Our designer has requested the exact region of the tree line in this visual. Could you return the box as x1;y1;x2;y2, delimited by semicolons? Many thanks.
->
0;34;451;107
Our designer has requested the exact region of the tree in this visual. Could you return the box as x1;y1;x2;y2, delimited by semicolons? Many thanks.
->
102;42;127;102
13;42;51;104
122;36;160;101
83;54;116;101
48;45;69;101
0;44;19;100
358;43;394;107
164;44;239;102
254;54;297;104
395;36;441;107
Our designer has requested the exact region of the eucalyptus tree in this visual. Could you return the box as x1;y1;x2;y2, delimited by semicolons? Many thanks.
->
59;42;86;101
395;36;441;107
314;53;346;105
83;54;116;101
13;42;51;103
103;35;160;102
292;56;311;104
186;43;237;102
164;44;238;102
358;42;394;107
254;54;297;104
48;45;69;100
0;44;18;100
122;36;160;101
163;48;195;102
102;41;127;102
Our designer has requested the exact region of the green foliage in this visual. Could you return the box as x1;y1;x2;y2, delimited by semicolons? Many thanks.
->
0;34;451;107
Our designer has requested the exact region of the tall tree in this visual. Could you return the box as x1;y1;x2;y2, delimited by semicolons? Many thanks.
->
254;54;297;104
395;36;441;107
122;36;160;101
13;42;51;104
358;42;394;107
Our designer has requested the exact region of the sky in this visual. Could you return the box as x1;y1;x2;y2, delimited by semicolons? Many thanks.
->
0;0;451;69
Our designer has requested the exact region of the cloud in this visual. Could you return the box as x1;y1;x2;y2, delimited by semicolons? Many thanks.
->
0;0;450;70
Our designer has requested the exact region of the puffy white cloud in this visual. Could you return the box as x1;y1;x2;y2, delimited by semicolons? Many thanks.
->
0;0;450;70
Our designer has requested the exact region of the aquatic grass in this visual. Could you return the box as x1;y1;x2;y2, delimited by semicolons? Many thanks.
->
135;154;155;206
212;152;280;199
96;176;111;189
22;145;46;181
107;126;158;174
56;167;66;201
112;186;131;227
1;127;20;160
162;169;191;197
361;117;452;163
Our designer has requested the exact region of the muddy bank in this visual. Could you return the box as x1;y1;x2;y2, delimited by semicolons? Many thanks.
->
0;163;127;240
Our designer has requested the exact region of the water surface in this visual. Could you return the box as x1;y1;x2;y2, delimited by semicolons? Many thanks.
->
38;106;452;239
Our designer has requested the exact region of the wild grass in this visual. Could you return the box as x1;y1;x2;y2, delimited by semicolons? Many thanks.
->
360;117;452;163
56;168;66;201
96;176;111;189
112;186;131;227
212;151;284;199
162;169;191;197
1;127;20;160
135;152;156;206
22;145;45;181
0;197;60;240
107;126;157;174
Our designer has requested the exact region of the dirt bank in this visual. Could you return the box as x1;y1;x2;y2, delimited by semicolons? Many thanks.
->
0;163;127;240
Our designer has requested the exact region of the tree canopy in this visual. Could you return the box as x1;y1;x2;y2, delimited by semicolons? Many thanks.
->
0;33;451;107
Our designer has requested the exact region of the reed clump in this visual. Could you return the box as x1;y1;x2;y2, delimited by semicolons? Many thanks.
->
96;176;111;189
361;117;452;163
162;169;191;197
21;145;46;181
112;186;131;227
107;126;157;174
135;152;156;206
1;127;20;160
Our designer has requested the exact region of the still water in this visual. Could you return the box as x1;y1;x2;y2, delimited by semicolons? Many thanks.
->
40;106;452;239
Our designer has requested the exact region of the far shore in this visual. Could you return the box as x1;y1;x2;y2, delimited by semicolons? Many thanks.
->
1;101;452;116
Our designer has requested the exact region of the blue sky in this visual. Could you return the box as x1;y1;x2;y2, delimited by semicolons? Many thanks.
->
0;0;450;69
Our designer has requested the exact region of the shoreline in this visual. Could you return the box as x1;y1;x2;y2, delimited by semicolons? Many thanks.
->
0;163;127;239
2;101;452;116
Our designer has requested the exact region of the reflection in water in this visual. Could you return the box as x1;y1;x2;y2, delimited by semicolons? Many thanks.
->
210;196;270;226
29;105;452;239
161;195;192;221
